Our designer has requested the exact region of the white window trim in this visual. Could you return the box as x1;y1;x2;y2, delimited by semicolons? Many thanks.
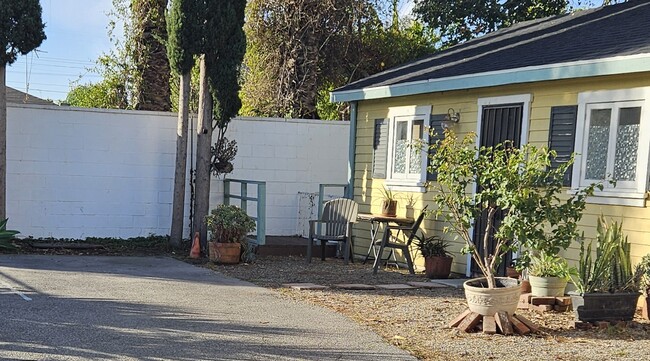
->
385;105;431;192
476;94;532;145
572;87;650;207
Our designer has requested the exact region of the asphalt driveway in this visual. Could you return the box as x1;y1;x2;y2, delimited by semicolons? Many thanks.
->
0;255;415;361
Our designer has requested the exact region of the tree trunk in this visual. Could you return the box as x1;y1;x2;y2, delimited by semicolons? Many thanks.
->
193;56;213;252
0;66;6;220
132;0;171;111
169;72;191;248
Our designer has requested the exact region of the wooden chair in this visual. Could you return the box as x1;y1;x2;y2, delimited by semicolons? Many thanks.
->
307;198;358;264
372;206;428;274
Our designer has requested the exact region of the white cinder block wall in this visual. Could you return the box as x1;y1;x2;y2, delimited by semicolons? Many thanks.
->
210;117;350;236
6;105;348;239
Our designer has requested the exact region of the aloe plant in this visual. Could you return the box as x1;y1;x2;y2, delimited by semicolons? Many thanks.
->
0;218;19;250
573;216;636;293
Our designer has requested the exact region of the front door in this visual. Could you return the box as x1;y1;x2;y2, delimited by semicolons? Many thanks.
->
471;103;524;276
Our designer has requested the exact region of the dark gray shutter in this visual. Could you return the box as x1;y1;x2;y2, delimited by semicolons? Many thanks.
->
426;114;447;181
372;119;389;179
548;105;578;187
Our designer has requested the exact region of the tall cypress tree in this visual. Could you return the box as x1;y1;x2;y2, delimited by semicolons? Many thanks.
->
193;0;246;248
0;0;46;219
167;0;201;248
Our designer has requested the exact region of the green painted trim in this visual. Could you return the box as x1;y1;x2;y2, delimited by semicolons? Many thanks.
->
331;55;650;102
347;102;358;200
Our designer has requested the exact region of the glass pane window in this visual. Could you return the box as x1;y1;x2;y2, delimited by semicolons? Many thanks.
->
409;120;424;174
613;107;641;181
585;109;611;180
392;121;408;174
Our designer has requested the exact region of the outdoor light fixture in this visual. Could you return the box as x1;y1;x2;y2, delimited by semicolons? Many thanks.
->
441;108;460;129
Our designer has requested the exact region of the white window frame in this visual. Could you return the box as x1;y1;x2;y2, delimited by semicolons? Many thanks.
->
385;105;431;192
572;87;650;207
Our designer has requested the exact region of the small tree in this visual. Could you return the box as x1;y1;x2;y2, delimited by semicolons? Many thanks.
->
0;0;46;219
428;130;600;289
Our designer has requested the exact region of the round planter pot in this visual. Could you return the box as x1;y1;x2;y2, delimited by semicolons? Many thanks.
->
208;241;241;264
568;291;641;322
463;277;522;316
424;256;452;279
380;200;397;217
529;275;568;297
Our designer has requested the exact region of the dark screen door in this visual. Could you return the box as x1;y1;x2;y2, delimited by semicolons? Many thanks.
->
471;104;523;276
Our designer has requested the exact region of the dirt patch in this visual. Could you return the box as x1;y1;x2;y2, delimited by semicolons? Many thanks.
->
212;256;650;361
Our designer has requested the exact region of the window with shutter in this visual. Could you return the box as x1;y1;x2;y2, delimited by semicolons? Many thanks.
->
426;114;447;181
572;87;650;207
548;105;577;187
372;119;389;179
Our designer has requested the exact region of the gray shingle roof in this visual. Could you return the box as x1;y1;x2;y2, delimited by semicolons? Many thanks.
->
6;86;54;105
335;0;650;94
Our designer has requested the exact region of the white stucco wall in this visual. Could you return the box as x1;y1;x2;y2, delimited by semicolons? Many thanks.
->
6;104;348;239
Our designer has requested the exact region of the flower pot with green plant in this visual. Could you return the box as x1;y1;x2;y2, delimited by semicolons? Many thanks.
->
428;130;599;316
527;252;572;297
379;186;397;217
0;218;19;251
415;232;453;279
569;216;642;322
205;205;256;264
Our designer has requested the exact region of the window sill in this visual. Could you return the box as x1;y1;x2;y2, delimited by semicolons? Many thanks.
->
384;180;427;193
568;189;648;207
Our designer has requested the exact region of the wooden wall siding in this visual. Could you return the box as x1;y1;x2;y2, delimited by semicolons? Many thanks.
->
352;72;650;273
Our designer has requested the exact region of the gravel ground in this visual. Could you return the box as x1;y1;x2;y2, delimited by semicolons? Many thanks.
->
212;256;650;361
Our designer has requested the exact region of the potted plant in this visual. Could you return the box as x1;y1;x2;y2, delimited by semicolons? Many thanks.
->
635;254;650;320
415;233;453;279
0;218;19;251
379;186;397;217
569;216;641;322
428;130;598;316
205;204;256;264
527;252;572;297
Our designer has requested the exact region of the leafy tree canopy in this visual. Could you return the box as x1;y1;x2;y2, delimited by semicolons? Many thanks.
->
413;0;568;47
0;0;47;65
413;0;628;47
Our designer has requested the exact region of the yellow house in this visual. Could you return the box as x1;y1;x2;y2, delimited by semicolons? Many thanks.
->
331;1;650;276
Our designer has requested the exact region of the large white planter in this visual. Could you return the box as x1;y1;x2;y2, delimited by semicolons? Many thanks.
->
529;275;568;297
464;277;522;316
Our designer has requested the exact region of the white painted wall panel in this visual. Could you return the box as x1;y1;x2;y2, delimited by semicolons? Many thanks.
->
6;106;348;239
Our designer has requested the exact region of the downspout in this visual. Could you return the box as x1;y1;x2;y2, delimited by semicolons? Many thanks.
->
346;101;358;200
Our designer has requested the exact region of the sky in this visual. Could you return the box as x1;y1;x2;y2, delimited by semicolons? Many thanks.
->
6;0;606;103
6;0;116;102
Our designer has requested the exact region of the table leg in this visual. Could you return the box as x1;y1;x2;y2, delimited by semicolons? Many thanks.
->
363;220;380;264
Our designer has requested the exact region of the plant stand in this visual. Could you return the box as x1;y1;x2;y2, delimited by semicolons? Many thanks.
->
448;309;538;335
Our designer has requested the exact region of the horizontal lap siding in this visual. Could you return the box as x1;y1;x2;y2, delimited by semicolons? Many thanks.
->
354;72;650;272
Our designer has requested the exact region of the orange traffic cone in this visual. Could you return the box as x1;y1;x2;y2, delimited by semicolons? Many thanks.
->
189;232;201;259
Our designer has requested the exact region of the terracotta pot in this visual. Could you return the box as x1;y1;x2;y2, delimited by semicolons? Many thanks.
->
464;277;522;316
424;256;452;279
208;241;241;264
380;200;397;217
520;279;531;294
643;295;649;321
529;276;568;297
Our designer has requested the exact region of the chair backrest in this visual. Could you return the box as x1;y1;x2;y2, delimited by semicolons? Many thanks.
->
322;198;359;236
405;205;429;246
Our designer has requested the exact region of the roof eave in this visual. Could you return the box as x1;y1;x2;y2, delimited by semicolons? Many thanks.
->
330;54;650;103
